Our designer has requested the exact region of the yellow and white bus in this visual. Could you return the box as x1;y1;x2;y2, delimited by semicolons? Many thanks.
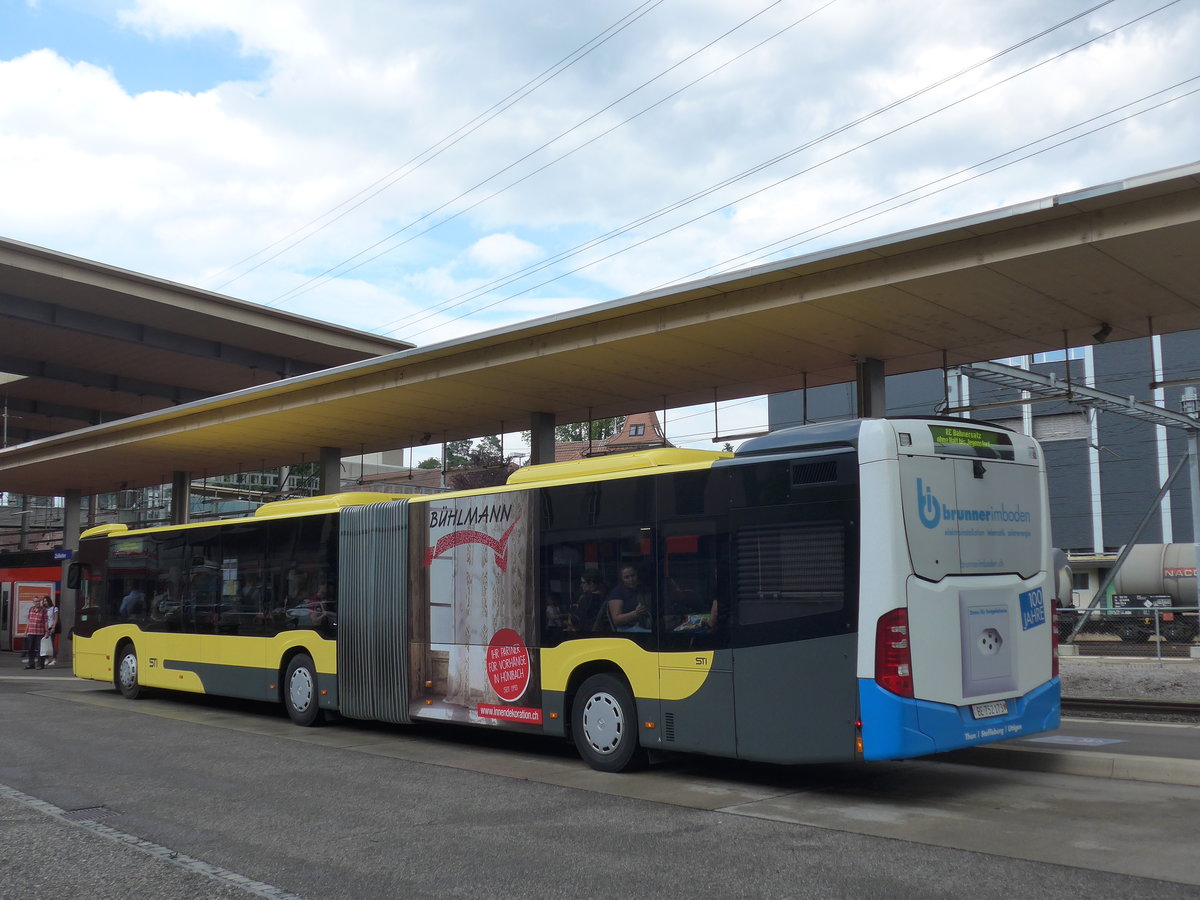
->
72;418;1061;771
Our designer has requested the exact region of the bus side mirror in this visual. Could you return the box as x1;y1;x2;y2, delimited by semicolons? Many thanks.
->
67;562;85;590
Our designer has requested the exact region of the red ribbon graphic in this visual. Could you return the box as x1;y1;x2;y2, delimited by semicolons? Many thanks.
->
424;519;519;571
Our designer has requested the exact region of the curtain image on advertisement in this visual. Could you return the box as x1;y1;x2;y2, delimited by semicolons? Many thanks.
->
416;491;536;723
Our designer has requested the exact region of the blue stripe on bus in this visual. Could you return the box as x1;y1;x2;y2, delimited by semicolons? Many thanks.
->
858;678;1060;760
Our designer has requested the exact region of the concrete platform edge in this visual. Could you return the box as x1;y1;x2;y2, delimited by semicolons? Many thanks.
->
936;744;1200;787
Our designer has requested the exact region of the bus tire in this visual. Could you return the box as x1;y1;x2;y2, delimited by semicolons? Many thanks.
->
571;673;647;772
115;644;144;700
284;653;322;726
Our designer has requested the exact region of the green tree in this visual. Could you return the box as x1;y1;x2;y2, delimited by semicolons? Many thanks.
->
444;439;473;468
557;417;624;441
522;417;626;444
447;436;516;490
476;434;503;460
416;457;441;469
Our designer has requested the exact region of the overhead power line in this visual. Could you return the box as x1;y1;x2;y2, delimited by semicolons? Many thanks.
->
395;5;1188;340
373;0;1126;337
264;0;821;308
411;78;1199;341
203;0;668;291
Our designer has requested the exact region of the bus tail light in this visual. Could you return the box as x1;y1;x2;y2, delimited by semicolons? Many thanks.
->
875;608;913;697
1050;601;1060;678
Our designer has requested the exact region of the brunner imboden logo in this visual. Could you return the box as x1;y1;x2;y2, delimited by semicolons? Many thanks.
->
915;478;1031;531
917;477;941;528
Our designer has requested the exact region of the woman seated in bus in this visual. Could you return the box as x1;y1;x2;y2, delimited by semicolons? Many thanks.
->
607;566;650;633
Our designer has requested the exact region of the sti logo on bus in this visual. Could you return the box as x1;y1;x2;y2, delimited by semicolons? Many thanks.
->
916;478;941;528
1019;587;1046;631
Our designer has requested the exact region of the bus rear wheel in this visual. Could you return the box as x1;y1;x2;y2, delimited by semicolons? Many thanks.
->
571;673;647;772
284;654;322;726
115;644;144;700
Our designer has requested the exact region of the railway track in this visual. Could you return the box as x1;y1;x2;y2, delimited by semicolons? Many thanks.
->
1061;696;1200;720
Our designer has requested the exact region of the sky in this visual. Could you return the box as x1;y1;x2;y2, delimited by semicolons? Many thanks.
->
2;0;1199;453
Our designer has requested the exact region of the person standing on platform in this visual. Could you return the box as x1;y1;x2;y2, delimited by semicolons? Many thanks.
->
23;597;48;670
42;596;59;666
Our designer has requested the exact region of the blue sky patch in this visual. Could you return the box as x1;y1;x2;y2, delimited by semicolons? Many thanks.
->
1;1;267;94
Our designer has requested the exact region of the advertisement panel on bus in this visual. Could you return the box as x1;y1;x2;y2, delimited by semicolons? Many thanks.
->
409;491;541;729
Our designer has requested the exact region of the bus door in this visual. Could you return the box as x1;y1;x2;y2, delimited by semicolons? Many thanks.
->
899;425;1052;718
1;583;9;650
728;505;859;765
656;523;735;758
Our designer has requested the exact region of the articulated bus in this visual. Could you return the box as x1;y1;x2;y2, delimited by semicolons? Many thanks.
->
71;418;1060;771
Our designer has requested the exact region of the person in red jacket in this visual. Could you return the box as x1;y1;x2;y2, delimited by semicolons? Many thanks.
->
24;599;48;670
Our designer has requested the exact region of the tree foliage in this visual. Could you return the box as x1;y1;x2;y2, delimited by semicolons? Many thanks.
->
559;417;624;441
444;439;473;468
445;436;517;490
521;417;626;443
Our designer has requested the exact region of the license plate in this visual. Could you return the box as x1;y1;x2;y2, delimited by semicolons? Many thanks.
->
971;700;1008;719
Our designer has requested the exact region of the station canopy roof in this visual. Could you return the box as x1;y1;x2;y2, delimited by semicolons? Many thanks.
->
0;236;410;448
2;161;1200;497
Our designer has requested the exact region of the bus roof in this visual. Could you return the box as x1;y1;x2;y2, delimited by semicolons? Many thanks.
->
505;447;730;486
77;452;736;540
78;492;416;540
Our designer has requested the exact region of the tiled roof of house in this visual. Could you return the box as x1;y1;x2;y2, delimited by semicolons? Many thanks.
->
354;467;446;492
554;411;672;461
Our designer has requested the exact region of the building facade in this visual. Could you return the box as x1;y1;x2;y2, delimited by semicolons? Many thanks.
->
767;331;1200;604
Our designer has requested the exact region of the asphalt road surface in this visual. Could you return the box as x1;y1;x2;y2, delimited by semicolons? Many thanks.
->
1;668;1197;899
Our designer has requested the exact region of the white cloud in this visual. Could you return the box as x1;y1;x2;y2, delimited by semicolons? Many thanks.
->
465;233;542;271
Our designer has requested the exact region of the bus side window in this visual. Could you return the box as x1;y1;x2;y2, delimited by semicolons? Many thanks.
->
659;527;730;652
145;534;186;633
539;479;654;646
735;519;847;624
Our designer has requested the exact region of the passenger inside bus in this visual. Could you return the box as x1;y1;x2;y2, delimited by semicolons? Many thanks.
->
607;566;651;632
119;587;145;618
573;569;606;632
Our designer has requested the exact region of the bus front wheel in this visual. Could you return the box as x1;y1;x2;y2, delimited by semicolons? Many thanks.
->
571;673;648;772
283;654;322;726
115;644;144;700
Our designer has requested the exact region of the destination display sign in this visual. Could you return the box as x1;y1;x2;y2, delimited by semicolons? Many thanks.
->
928;424;1015;460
